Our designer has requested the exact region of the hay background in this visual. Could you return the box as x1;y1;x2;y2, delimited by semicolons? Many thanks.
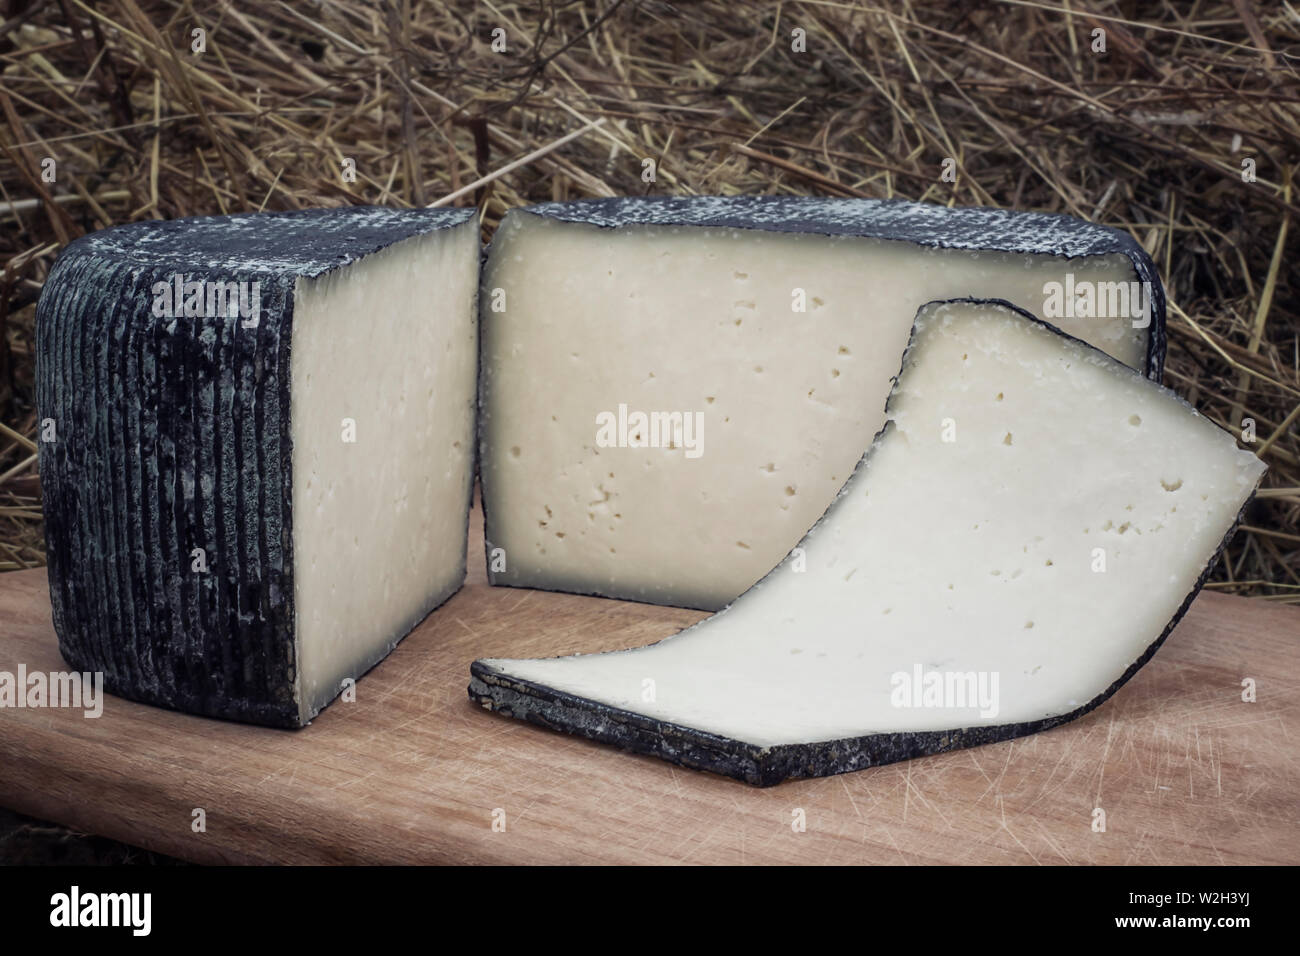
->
1;0;1297;602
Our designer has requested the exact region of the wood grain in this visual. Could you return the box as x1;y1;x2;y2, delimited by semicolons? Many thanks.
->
1;504;1297;864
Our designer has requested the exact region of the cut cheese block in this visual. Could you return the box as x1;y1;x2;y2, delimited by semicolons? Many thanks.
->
36;206;479;727
470;299;1263;786
480;196;1167;610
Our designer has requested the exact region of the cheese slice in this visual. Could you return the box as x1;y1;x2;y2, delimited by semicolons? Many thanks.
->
480;196;1167;610
470;299;1263;786
37;206;479;727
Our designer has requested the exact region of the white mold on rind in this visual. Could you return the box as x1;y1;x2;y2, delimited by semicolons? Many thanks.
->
37;205;477;728
468;297;1259;786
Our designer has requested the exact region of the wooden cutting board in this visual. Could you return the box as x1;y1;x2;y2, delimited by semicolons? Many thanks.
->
1;503;1297;865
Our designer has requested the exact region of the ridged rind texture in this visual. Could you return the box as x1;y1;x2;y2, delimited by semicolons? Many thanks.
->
37;205;474;727
468;299;1259;785
512;195;1167;380
65;205;475;275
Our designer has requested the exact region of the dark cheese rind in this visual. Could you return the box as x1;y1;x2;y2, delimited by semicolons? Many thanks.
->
509;195;1167;380
467;299;1256;786
37;205;475;727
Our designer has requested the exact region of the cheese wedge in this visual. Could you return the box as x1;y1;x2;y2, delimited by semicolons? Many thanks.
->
480;196;1166;610
37;206;479;726
470;299;1263;785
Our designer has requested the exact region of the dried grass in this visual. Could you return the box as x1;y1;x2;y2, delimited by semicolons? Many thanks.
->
0;0;1296;599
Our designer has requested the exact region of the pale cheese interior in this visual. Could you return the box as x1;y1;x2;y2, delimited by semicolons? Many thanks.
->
485;302;1262;748
291;221;479;721
482;216;1152;609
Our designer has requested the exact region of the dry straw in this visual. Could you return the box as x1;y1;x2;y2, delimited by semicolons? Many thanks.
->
0;1;1296;599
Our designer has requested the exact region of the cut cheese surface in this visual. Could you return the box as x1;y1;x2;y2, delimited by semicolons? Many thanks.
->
290;226;479;720
480;196;1166;610
472;300;1262;785
37;206;479;727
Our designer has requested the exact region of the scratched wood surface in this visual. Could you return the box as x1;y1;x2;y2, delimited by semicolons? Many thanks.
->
1;503;1297;864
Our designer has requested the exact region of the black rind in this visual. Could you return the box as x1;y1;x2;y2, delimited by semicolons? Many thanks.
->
37;205;474;727
468;297;1259;785
60;205;475;275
